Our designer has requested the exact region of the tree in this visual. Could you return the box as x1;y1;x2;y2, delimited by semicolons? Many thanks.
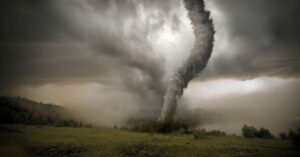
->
279;132;288;140
242;125;258;138
289;129;300;149
257;128;273;139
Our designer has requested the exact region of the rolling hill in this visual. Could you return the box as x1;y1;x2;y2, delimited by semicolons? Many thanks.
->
0;96;89;127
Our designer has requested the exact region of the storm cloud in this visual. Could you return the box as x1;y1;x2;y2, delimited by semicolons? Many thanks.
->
202;0;300;80
0;0;186;121
2;0;300;87
0;0;300;128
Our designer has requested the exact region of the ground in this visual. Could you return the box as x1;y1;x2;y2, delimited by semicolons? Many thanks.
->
0;124;299;157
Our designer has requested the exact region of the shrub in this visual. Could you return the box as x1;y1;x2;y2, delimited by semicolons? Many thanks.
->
257;128;273;139
192;129;208;139
126;117;194;133
289;129;300;150
206;130;226;137
192;129;226;139
279;132;288;140
242;125;273;139
242;125;258;138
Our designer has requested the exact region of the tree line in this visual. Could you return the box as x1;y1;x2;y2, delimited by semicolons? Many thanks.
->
0;96;91;128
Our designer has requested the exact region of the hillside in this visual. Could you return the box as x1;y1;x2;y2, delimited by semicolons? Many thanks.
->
0;96;88;127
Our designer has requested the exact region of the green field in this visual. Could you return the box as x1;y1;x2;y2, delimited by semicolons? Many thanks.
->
0;124;299;157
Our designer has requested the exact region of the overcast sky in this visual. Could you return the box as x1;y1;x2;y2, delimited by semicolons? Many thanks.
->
1;0;299;133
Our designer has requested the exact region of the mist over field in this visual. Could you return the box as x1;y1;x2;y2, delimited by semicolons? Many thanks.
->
1;0;300;134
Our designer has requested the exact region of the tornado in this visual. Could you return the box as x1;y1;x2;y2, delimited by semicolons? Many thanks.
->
160;0;215;122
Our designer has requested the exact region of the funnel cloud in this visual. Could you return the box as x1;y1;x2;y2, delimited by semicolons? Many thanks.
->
160;0;215;122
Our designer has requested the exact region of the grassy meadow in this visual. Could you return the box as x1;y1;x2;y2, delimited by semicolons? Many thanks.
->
0;124;299;157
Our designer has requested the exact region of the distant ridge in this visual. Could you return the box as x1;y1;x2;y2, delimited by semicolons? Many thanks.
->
0;96;91;127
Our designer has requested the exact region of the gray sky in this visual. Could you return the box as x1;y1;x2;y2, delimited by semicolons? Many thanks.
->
1;0;299;133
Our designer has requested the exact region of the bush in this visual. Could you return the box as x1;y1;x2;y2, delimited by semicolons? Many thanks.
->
242;125;273;139
257;128;273;139
126;117;194;133
242;125;258;138
289;129;300;150
192;129;226;139
279;132;288;140
192;129;208;139
278;129;300;149
206;130;226;137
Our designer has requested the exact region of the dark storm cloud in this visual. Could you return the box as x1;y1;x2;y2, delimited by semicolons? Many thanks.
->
0;0;184;110
0;0;82;43
88;30;166;110
0;0;86;88
201;0;300;80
